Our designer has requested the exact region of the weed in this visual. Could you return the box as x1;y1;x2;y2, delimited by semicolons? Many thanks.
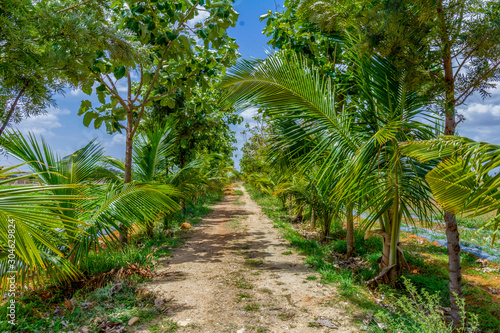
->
234;277;253;289
373;278;479;333
305;275;318;281
245;258;264;267
235;293;252;302
260;288;273;294
243;302;260;311
281;251;293;255
150;320;179;333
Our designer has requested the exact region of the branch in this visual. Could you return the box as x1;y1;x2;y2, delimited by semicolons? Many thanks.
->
90;69;129;110
127;67;132;104
0;86;26;137
131;64;144;105
104;74;119;95
453;36;489;81
456;60;500;104
56;0;92;13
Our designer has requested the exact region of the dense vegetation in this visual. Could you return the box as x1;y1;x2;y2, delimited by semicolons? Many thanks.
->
1;0;500;332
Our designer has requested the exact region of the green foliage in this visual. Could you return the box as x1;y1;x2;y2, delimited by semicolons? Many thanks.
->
0;0;132;134
224;49;439;279
0;191;220;332
373;278;479;333
77;0;240;141
401;136;500;239
0;130;180;290
246;183;499;332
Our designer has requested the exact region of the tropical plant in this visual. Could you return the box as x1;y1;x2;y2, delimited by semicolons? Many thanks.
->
0;130;180;288
401;136;500;240
0;165;82;292
222;49;438;284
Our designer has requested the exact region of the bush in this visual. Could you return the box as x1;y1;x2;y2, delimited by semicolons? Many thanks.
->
373;278;478;333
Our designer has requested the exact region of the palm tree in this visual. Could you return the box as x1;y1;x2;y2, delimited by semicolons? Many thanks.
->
0;130;180;288
222;49;438;284
401;136;500;240
0;165;82;292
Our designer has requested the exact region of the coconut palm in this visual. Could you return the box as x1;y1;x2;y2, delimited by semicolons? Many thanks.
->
0;130;180;287
401;136;500;241
0;165;82;292
222;49;438;284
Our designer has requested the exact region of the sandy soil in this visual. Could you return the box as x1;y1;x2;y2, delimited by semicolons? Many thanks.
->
136;186;358;333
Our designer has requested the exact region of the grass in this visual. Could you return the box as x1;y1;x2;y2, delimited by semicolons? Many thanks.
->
243;302;260;311
245;258;264;267
150;320;179;333
235;292;253;302
244;183;500;333
0;191;223;333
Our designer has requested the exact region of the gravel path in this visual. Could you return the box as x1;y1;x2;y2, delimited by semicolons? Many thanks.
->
137;186;357;333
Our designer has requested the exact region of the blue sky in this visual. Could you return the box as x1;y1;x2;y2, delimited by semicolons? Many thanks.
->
4;0;500;170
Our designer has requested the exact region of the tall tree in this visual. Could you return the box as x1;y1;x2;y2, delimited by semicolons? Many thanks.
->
0;0;132;136
78;0;239;242
297;0;500;326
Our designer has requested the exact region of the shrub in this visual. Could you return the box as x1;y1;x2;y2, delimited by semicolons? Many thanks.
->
373;278;478;333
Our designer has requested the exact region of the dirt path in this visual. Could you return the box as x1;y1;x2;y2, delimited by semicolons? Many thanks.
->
137;186;357;333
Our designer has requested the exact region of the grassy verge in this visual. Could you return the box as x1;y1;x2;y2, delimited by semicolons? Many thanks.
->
244;184;500;333
0;191;223;333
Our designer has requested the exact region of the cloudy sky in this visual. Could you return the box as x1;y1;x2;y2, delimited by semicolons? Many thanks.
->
4;0;500;170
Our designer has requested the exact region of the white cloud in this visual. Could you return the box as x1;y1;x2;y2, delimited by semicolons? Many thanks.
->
69;89;83;96
103;133;126;149
457;90;500;144
187;8;210;27
14;107;70;137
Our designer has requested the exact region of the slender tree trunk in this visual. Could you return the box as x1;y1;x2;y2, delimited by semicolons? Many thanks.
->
440;13;463;327
346;202;355;259
288;195;293;216
296;205;303;223
119;111;134;244
0;87;26;137
180;154;187;215
310;209;315;231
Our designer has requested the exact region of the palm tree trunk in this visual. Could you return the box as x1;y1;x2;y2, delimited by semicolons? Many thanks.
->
346;202;354;259
310;209;315;231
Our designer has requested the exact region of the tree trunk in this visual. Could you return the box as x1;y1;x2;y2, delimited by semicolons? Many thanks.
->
346;203;355;259
0;87;26;137
369;231;402;287
288;195;293;216
310;209;316;231
181;200;186;215
440;12;463;327
119;111;134;244
296;205;303;223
